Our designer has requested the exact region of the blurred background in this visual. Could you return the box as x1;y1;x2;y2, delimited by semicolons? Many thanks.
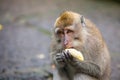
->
0;0;120;80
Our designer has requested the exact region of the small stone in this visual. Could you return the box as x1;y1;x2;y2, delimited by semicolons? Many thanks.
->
0;24;3;30
36;54;45;59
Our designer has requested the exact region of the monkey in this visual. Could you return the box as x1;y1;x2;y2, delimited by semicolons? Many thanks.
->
50;11;111;80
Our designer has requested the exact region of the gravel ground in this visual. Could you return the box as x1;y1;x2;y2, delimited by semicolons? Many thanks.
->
0;0;120;80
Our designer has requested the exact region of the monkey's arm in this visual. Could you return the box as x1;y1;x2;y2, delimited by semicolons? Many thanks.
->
71;60;101;78
62;51;102;79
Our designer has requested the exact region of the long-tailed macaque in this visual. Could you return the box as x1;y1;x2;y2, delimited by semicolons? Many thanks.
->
51;11;111;80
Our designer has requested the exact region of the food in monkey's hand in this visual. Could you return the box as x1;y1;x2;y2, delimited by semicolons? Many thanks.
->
65;49;84;61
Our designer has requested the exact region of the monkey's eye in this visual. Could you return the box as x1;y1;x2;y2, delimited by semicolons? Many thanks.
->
74;37;79;40
57;30;64;35
56;30;64;38
67;30;74;34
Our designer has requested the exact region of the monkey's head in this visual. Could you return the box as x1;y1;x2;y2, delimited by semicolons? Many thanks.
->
53;11;87;50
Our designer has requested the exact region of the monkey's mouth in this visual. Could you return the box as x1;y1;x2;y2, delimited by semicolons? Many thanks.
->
70;47;74;49
66;47;80;51
66;47;75;49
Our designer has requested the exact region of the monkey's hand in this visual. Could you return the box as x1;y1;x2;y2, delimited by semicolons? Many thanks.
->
55;50;74;68
61;50;77;63
61;49;84;63
55;50;83;68
61;50;85;67
55;53;66;68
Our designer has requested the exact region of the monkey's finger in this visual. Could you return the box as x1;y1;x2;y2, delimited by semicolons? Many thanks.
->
56;57;63;61
56;59;63;62
62;51;70;61
56;54;63;59
65;50;73;62
56;54;64;59
66;50;73;60
56;53;62;57
56;56;62;59
56;56;65;61
56;58;65;64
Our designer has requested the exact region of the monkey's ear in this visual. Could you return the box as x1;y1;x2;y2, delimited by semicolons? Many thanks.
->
80;16;86;27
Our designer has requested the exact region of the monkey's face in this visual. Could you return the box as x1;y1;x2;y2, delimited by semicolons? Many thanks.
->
54;25;82;50
54;11;86;50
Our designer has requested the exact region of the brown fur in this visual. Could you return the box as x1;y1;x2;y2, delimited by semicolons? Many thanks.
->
51;11;111;80
55;11;80;28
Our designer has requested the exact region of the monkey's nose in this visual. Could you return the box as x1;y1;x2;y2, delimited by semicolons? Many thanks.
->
63;40;69;49
64;42;72;49
64;39;68;45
